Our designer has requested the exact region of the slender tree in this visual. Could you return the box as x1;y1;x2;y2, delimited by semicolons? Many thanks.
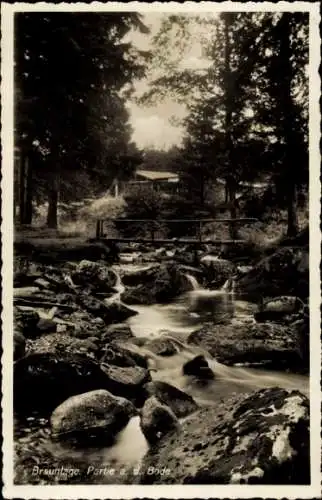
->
15;12;149;227
260;12;309;236
139;12;308;237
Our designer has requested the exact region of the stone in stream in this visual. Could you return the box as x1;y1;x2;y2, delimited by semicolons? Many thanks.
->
50;389;137;446
200;256;235;288
14;352;114;416
138;388;310;484
254;296;304;323
71;259;117;293
140;396;179;445
119;252;142;264
121;263;190;305
236;246;309;299
100;342;148;369
101;323;134;343
75;293;137;324
121;264;160;287
188;322;305;373
143;381;198;418
144;337;180;357
183;355;215;380
100;363;151;403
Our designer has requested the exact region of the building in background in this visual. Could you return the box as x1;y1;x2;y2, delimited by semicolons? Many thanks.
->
111;169;180;197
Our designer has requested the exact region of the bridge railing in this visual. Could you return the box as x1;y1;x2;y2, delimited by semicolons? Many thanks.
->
95;218;258;244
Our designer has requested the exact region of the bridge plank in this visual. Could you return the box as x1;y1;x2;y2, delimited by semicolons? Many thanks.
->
96;238;247;245
101;218;258;224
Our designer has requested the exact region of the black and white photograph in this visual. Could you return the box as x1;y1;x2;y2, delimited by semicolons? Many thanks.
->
1;1;321;497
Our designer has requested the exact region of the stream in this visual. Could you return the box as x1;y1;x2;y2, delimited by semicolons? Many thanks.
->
15;261;309;484
126;276;308;402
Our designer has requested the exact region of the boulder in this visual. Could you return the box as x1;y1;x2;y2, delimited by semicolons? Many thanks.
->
72;260;116;293
75;293;137;324
66;310;107;338
140;396;179;445
100;363;151;402
143;381;198;418
236;247;309;299
36;317;57;334
175;245;199;266
14;352;113;415
145;337;180;357
34;278;51;289
188;322;304;372
119;252;141;264
121;263;190;305
100;343;148;368
112;342;149;369
121;287;154;305
14;271;42;288
26;333;99;359
254;296;303;322
294;316;310;373
50;389;136;445
219;241;262;263
14;330;26;360
100;323;134;343
14;286;40;298
14;308;40;339
121;264;160;287
200;257;235;288
139;388;310;484
183;355;215;379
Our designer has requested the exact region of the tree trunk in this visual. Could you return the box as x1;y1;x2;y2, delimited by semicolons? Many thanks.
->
19;151;25;225
46;187;58;229
19;149;33;225
200;175;205;206
24;158;33;224
223;14;237;240
287;183;299;237
279;14;299;237
228;183;239;239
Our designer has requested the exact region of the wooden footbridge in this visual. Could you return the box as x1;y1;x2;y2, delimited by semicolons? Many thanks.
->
94;218;258;245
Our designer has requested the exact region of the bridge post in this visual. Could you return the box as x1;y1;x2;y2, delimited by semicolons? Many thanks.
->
96;220;101;239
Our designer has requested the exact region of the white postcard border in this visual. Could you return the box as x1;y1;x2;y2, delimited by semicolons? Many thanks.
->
1;2;321;498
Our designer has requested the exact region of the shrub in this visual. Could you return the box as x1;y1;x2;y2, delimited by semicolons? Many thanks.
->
124;185;165;219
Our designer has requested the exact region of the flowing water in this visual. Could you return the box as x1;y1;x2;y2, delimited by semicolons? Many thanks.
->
16;262;309;484
127;282;308;401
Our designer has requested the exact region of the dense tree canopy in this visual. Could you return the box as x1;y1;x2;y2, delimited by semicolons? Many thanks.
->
15;12;149;226
137;11;309;235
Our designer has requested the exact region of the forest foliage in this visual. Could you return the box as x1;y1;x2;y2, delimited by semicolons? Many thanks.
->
15;11;309;236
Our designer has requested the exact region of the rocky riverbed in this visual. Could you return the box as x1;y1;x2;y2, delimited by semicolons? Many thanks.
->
13;239;310;485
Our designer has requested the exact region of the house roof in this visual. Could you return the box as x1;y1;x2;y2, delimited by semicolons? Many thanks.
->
136;169;179;181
